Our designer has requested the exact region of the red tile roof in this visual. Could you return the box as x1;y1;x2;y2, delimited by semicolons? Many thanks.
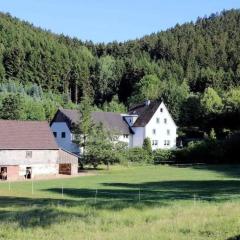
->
0;120;58;150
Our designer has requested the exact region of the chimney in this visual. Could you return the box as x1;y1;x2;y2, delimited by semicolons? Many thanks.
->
145;99;151;106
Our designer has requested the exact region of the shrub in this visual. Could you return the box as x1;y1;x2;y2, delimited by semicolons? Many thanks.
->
153;149;175;164
142;137;152;153
123;148;153;164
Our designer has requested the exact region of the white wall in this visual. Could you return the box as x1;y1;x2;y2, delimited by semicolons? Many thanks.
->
0;150;59;165
131;127;145;148
145;102;177;150
0;150;59;177
19;164;58;177
51;122;80;154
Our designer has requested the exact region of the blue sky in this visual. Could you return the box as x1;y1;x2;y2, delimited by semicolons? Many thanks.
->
0;0;239;43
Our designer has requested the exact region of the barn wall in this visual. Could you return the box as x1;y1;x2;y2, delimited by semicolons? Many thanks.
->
0;150;59;165
19;164;58;177
58;149;78;175
0;165;19;180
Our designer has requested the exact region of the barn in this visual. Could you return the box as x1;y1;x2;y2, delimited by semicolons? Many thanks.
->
0;120;78;180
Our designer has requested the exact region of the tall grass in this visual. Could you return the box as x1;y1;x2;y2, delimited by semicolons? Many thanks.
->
0;165;240;240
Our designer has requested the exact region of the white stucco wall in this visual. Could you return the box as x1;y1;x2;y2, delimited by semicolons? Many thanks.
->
0;150;59;177
19;164;58;177
51;122;80;154
145;102;177;150
0;150;59;165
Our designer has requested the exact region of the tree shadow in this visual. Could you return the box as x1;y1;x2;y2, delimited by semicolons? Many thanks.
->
0;196;90;228
225;235;240;240
46;179;240;204
189;165;240;178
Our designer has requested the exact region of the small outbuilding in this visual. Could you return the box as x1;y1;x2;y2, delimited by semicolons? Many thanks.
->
0;120;78;180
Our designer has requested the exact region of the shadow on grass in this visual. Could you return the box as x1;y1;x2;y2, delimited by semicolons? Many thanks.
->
46;179;240;203
226;235;240;240
0;197;91;228
189;165;240;178
0;194;164;229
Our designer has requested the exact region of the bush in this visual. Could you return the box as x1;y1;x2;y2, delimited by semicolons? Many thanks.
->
122;148;153;164
153;149;175;164
174;139;227;164
142;137;152;153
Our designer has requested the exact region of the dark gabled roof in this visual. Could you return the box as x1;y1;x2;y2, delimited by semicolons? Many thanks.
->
51;109;132;135
128;101;161;127
0;120;58;150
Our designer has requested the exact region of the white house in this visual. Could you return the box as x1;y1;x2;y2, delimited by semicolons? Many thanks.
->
50;100;177;154
126;100;177;150
0;120;78;180
50;109;132;155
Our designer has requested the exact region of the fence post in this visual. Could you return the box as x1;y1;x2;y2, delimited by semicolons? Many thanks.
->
95;189;98;204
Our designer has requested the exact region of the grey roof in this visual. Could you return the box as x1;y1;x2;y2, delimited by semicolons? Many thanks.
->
0;120;58;150
52;109;132;135
128;101;161;127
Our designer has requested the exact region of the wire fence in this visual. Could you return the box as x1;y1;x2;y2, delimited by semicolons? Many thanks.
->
1;180;239;205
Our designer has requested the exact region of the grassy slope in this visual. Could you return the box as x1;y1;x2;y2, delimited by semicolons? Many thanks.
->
0;165;240;240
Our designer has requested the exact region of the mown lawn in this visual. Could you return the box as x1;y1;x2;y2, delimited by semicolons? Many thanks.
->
0;165;240;240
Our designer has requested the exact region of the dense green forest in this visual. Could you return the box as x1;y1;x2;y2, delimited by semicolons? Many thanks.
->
0;10;240;134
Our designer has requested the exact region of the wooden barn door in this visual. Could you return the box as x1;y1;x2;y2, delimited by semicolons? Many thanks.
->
59;164;71;175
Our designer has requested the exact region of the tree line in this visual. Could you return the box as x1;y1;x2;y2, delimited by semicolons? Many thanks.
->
0;10;239;135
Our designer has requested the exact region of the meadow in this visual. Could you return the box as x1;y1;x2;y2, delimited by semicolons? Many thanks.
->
0;165;240;240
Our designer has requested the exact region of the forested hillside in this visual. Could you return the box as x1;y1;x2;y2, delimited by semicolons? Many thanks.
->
0;10;240;131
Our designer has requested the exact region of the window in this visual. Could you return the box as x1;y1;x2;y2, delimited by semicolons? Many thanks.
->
152;129;156;135
167;129;170;135
61;132;66;138
53;132;57;138
164;140;170;146
160;108;163;112
156;118;160;123
26;151;32;158
124;134;128;139
152;140;158;146
164;118;167;124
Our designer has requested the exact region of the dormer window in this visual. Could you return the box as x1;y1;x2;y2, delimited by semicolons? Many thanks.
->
156;118;160;123
152;129;156;135
160;108;163;112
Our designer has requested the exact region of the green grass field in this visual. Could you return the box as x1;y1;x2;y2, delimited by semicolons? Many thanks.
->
0;165;240;240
